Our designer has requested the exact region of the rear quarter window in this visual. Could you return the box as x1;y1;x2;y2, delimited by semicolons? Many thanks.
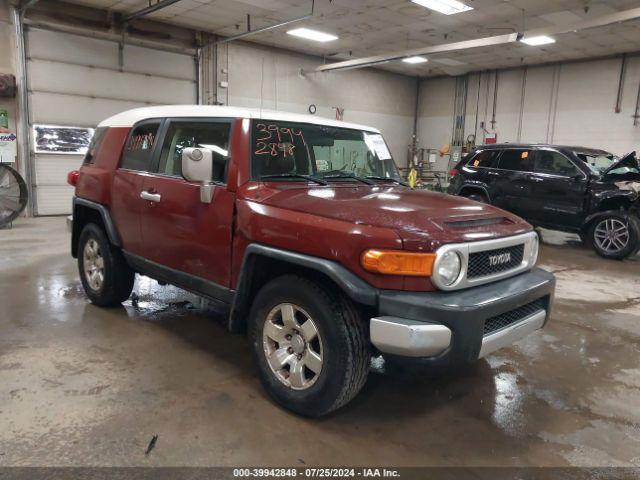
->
468;150;499;168
83;127;107;164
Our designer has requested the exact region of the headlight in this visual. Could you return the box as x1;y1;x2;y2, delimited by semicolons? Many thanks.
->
435;250;462;286
529;234;539;265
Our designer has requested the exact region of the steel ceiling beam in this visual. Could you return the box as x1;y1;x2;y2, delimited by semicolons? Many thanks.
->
316;33;519;72
19;0;40;13
212;0;314;45
316;6;640;73
123;0;183;22
214;13;313;45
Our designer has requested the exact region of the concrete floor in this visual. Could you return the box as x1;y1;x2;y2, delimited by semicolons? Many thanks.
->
0;217;639;467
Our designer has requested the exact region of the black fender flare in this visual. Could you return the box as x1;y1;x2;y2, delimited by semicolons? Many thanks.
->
458;183;491;202
581;209;636;232
71;197;121;257
228;244;378;333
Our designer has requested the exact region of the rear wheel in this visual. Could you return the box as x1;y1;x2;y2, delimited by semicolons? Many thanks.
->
589;214;640;260
248;275;369;417
78;223;135;306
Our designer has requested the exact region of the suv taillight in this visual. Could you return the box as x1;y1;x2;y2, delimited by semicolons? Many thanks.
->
67;170;80;186
449;168;459;177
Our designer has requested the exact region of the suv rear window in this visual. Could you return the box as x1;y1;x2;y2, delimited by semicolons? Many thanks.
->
468;150;499;168
121;121;161;171
497;149;533;172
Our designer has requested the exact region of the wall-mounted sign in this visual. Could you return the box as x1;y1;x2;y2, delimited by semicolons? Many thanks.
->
0;131;17;163
33;124;94;155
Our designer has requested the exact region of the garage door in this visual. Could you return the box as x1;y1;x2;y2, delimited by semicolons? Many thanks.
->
26;28;197;215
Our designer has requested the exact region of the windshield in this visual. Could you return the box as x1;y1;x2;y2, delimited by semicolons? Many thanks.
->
575;152;639;175
251;120;400;182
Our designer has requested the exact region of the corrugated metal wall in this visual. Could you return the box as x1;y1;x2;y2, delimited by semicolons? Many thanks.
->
26;28;197;215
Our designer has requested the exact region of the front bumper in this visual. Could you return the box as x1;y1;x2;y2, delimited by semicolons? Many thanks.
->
370;267;555;366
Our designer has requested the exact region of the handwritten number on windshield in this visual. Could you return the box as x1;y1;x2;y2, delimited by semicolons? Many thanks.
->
255;123;306;155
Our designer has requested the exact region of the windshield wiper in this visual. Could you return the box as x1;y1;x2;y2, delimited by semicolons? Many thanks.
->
321;172;375;185
259;174;328;185
364;176;409;186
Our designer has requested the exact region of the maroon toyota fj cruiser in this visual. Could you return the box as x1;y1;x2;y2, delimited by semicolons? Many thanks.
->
68;106;555;416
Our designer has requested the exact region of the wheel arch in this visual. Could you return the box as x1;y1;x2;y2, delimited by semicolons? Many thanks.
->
458;184;491;201
228;244;377;334
581;207;634;233
71;197;121;258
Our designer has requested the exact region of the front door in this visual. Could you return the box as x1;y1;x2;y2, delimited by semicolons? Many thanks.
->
529;149;587;229
139;118;235;290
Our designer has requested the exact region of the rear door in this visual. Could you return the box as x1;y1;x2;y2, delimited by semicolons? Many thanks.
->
464;149;500;197
491;148;535;219
110;120;162;256
139;118;235;290
530;148;587;228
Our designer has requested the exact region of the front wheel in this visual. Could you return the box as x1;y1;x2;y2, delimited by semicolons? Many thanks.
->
589;214;640;260
248;275;369;417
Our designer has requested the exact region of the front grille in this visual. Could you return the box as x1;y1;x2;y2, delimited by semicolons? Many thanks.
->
467;244;524;279
483;299;545;336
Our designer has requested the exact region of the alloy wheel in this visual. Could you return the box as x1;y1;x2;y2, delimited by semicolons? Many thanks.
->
83;238;105;291
594;218;629;254
262;303;323;390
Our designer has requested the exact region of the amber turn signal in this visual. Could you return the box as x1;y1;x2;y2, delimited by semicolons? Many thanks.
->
361;249;436;276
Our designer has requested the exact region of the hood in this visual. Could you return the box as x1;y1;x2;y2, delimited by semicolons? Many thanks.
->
604;151;639;175
247;184;531;247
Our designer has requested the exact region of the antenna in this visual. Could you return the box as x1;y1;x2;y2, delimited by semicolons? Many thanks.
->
260;57;265;117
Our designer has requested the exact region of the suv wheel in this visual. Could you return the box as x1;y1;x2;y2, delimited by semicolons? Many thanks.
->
466;192;488;203
589;214;640;260
78;223;135;306
248;275;369;417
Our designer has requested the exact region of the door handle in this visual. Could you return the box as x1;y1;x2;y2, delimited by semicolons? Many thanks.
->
140;190;161;202
529;176;544;182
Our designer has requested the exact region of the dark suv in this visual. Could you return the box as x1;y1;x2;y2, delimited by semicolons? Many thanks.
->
448;144;640;260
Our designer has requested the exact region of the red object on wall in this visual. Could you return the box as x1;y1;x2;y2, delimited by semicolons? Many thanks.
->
484;133;498;144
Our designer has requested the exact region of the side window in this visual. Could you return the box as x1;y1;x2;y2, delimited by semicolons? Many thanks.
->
497;149;533;172
157;121;231;182
83;127;107;164
468;150;498;168
121;121;161;171
535;150;579;177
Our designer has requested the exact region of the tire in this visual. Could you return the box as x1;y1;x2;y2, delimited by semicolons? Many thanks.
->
588;213;640;260
77;223;135;306
466;192;488;203
248;275;369;417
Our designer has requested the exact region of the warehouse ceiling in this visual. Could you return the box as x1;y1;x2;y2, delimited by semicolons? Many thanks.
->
64;0;640;76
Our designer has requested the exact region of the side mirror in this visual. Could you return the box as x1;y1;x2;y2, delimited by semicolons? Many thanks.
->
182;147;214;203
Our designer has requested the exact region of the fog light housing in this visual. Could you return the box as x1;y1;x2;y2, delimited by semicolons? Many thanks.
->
436;250;462;286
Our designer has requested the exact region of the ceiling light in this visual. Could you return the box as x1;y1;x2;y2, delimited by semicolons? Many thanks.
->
403;56;428;64
287;28;338;42
520;35;556;46
411;0;473;15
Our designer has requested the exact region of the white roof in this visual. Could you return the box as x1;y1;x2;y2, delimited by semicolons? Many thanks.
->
98;105;380;133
